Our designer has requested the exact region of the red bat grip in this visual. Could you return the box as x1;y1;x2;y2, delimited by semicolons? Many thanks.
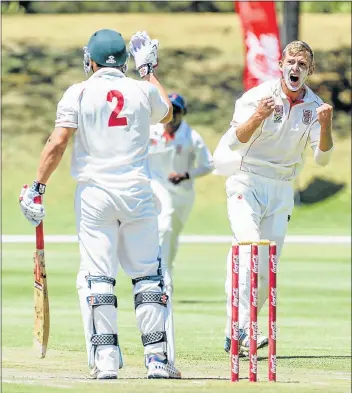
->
33;195;44;250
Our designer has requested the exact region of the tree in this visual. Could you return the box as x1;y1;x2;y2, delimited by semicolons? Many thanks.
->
280;1;300;48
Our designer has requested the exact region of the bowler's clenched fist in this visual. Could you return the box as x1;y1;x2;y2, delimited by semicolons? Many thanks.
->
256;96;276;120
316;103;333;128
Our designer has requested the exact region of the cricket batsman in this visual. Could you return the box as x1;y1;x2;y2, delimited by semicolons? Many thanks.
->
213;41;334;355
19;29;181;379
148;94;214;293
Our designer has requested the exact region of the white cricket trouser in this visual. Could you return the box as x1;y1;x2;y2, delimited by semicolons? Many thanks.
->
224;172;294;336
74;181;167;373
151;180;194;278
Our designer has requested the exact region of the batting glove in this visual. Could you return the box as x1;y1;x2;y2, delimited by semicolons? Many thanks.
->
19;181;46;227
137;31;159;68
168;172;190;185
128;31;159;78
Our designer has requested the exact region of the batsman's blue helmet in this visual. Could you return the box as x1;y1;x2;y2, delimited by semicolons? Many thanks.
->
87;29;128;67
169;93;187;115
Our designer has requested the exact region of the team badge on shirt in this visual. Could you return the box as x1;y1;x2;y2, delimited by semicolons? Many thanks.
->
273;105;283;123
302;109;312;125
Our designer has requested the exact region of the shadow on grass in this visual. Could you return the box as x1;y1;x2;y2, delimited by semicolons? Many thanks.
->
297;177;346;205
177;300;224;304
115;377;300;382
116;377;301;383
257;355;351;361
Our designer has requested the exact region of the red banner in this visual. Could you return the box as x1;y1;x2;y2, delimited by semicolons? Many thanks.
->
235;1;281;91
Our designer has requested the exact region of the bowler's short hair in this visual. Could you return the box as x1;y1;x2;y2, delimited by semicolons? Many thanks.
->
282;41;314;65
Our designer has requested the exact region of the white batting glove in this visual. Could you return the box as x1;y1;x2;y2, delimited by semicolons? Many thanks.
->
137;31;159;68
128;31;159;78
19;182;46;227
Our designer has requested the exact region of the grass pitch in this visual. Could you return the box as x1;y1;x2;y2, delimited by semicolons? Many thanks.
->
2;242;351;393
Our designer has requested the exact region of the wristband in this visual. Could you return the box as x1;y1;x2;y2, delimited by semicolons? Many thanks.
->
31;181;46;195
138;63;154;78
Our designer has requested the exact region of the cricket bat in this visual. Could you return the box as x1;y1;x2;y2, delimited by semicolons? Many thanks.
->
33;195;49;358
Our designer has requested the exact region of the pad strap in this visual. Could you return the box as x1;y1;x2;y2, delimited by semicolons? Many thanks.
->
91;333;118;346
134;292;168;309
132;275;163;286
87;294;117;308
141;331;167;347
87;275;116;289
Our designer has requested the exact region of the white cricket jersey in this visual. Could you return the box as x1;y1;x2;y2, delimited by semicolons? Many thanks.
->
213;78;333;181
55;68;169;188
148;121;213;197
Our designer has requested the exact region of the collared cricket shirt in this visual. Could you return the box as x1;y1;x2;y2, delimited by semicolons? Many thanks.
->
148;121;214;198
214;78;333;181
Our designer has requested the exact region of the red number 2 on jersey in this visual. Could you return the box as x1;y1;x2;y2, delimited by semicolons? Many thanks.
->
107;90;128;127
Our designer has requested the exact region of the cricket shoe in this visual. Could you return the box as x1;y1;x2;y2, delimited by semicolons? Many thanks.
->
238;328;269;356
224;336;247;357
147;355;181;379
89;366;117;380
224;336;231;353
224;329;268;355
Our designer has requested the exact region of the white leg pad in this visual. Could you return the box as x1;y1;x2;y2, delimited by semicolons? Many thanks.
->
77;271;123;373
134;279;168;356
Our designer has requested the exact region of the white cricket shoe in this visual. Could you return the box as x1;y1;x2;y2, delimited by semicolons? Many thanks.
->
90;366;117;380
147;355;181;379
224;329;268;355
239;328;268;356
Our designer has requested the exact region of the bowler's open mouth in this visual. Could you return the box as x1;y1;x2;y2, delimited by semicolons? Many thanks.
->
290;75;299;82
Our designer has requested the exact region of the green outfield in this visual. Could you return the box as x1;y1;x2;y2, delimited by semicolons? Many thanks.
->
2;10;351;393
2;13;351;235
2;242;351;393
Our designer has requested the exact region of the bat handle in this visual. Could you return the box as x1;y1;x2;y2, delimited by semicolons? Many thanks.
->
33;195;44;249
